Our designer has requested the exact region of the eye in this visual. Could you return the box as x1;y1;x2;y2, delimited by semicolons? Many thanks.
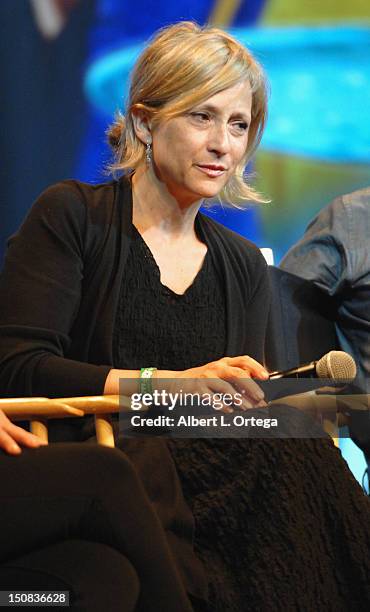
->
231;121;249;133
189;112;210;123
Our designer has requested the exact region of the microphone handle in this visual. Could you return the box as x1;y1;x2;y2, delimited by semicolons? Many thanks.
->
269;362;317;380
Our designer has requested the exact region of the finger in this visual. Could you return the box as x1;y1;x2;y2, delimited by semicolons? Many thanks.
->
222;367;265;403
240;379;265;402
6;422;47;447
198;384;235;412
203;367;264;408
225;356;269;379
209;378;249;414
212;377;255;410
0;430;22;455
174;379;235;413
202;378;239;413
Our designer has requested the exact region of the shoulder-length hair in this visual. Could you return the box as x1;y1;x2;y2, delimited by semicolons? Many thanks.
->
107;21;268;205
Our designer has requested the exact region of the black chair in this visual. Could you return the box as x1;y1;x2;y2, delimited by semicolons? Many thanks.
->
264;265;342;427
265;266;339;372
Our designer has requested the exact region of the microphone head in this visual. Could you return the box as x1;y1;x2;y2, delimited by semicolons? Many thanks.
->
316;350;357;380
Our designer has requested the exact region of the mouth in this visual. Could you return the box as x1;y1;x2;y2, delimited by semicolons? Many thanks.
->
195;164;227;178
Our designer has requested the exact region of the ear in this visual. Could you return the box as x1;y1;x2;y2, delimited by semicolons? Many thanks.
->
131;107;152;145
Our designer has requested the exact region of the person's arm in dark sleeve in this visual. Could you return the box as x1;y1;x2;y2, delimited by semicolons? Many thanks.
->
280;196;348;297
0;182;111;397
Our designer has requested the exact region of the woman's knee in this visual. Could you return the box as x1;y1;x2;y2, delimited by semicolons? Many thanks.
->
53;442;139;486
12;442;141;498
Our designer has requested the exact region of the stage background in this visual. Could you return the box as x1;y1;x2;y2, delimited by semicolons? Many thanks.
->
1;0;370;483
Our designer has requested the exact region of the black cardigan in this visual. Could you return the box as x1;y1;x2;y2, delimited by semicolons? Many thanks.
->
0;177;270;398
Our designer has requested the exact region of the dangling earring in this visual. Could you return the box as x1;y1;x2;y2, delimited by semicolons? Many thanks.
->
146;140;152;165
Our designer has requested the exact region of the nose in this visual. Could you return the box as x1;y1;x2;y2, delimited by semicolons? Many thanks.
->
207;122;230;156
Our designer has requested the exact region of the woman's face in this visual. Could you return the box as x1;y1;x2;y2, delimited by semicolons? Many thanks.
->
150;80;252;205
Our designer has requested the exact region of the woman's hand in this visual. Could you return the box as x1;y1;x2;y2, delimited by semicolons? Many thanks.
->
0;409;47;455
167;355;269;413
104;356;269;413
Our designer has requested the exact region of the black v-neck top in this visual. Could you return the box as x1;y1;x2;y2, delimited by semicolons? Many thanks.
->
113;225;226;371
0;177;270;397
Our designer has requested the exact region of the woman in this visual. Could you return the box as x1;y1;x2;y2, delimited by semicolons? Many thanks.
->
0;21;370;612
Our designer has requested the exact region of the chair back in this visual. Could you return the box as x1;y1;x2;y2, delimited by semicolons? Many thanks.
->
265;267;339;372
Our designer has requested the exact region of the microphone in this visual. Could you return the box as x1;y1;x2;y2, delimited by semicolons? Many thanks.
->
268;350;357;382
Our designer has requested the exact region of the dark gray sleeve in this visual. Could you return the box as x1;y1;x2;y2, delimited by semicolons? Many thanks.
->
280;196;348;296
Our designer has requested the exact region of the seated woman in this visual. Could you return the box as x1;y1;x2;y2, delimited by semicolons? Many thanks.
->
0;21;370;612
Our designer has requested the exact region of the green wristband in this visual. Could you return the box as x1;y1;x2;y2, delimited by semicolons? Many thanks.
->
139;367;157;395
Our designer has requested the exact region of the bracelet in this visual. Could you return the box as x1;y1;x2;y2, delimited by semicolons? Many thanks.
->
139;367;157;395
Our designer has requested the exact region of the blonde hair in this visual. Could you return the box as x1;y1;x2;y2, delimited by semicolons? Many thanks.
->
107;21;268;205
